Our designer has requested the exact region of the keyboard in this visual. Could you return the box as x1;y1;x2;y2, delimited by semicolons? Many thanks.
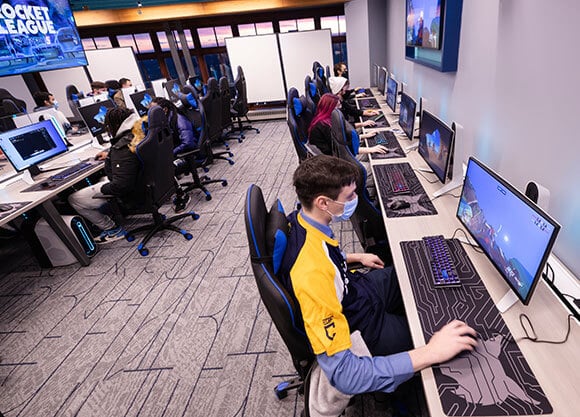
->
367;131;396;147
358;98;379;109
374;163;410;194
422;235;461;287
50;160;93;181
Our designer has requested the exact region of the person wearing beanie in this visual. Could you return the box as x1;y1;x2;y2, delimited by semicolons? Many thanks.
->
328;77;379;128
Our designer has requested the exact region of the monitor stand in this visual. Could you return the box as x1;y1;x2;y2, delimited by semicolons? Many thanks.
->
92;133;110;149
405;142;418;151
496;289;519;313
433;123;464;198
21;166;40;185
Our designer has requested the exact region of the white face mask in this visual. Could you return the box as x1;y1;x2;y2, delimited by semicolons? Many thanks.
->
53;100;59;110
327;196;358;222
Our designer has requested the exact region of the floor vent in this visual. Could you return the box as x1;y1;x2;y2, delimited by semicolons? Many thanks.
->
247;108;286;121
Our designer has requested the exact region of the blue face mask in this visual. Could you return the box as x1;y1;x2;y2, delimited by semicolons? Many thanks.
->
327;196;358;222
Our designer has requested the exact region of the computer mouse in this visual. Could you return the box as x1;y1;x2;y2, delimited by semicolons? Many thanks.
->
40;181;51;188
388;200;411;210
0;203;13;212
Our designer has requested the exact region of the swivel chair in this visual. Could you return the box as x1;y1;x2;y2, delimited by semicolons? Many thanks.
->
312;61;329;96
107;106;199;256
286;88;313;164
244;184;314;411
304;75;319;111
230;66;260;137
65;84;85;124
330;109;392;264
200;77;231;150
0;89;26;132
218;76;241;143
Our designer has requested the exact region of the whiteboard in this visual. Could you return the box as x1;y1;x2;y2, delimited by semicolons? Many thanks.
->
40;67;91;118
278;30;333;94
0;75;36;113
225;34;286;103
85;47;144;87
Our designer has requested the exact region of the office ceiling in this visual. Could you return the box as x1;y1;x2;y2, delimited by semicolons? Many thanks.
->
70;0;216;12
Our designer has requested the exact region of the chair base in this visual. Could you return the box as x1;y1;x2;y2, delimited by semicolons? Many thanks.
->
230;115;260;138
178;171;228;201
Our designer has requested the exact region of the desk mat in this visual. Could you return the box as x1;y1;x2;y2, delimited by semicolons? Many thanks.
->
357;97;380;109
366;132;404;159
22;161;100;193
0;201;31;219
361;112;390;128
400;239;552;416
373;162;437;218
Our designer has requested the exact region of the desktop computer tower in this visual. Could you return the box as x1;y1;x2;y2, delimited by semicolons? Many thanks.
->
26;215;98;267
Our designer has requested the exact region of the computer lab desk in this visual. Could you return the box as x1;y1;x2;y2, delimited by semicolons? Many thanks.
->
361;96;579;417
0;134;106;266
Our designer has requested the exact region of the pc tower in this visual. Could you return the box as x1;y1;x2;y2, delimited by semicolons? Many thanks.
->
26;215;98;267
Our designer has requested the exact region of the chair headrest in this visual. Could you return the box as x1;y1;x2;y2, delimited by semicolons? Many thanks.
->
147;105;166;129
292;97;303;116
266;200;288;274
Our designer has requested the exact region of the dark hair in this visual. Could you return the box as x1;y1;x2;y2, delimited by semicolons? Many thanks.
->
119;78;131;87
90;81;106;91
32;91;52;107
150;96;186;145
333;62;346;76
104;107;134;138
293;155;359;210
105;79;121;90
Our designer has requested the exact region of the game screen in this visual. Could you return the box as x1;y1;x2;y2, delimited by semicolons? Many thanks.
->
0;0;87;77
418;110;453;183
130;88;154;117
0;120;67;171
378;68;387;95
165;79;182;103
399;92;416;139
457;158;560;303
406;0;443;49
386;76;398;112
78;100;115;137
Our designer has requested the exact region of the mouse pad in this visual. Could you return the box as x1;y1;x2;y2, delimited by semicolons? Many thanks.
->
357;97;380;109
361;112;390;128
400;239;552;415
0;201;31;219
372;162;437;217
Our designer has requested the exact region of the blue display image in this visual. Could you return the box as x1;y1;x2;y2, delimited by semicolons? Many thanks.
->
140;93;152;109
172;83;180;94
386;77;397;112
93;105;108;125
406;0;442;49
457;160;557;301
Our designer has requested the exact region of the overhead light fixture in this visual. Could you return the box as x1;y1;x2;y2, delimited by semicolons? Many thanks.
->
137;1;143;14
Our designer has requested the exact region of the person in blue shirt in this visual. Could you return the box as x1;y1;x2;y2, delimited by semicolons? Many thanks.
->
279;155;477;395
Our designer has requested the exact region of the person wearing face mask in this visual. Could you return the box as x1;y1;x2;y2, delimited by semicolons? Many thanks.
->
32;91;72;132
278;155;478;397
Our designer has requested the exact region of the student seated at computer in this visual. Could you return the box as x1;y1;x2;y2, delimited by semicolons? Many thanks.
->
308;94;386;157
149;97;200;212
329;77;378;124
333;63;366;98
32;91;72;133
67;107;144;243
279;155;478;396
87;81;107;97
113;78;133;109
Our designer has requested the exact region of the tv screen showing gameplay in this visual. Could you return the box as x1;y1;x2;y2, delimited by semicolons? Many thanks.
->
399;92;416;140
406;0;444;49
418;110;454;183
0;0;87;77
78;100;115;137
386;76;398;112
130;88;154;117
457;158;560;304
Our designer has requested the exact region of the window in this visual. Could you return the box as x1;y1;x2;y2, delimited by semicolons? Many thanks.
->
279;19;297;33
321;15;346;36
138;59;163;83
238;22;273;36
116;35;136;52
134;33;155;53
94;36;112;49
198;27;217;48
332;42;348;65
157;31;170;51
256;22;274;34
183;29;195;49
215;26;233;46
238;23;256;37
297;18;315;31
204;53;233;82
81;38;96;50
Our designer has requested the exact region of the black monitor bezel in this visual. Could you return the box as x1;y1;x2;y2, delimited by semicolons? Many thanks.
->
418;109;454;184
399;92;417;140
165;79;183;103
378;67;388;95
129;88;154;117
386;75;398;112
78;100;116;138
456;157;561;305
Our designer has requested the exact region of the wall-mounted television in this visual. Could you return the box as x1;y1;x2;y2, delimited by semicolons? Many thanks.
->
406;0;444;49
0;0;87;78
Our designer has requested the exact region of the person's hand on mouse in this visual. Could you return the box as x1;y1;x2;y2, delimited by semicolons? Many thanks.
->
370;145;388;154
362;119;376;127
94;150;109;161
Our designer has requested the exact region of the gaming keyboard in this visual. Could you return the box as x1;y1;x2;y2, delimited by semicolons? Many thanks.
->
422;235;461;287
50;160;93;181
374;164;410;194
367;131;397;147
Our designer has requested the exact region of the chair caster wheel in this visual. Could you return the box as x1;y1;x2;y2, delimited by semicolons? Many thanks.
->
139;248;149;256
184;233;193;240
241;134;246;139
203;167;209;173
192;213;200;220
221;181;228;187
228;152;234;157
161;214;167;220
257;130;260;134
274;382;289;400
127;235;135;242
228;160;234;165
205;194;212;201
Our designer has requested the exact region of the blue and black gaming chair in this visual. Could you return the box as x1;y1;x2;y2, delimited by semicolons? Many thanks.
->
304;75;319;111
330;109;392;264
286;87;314;164
244;184;314;410
312;61;329;96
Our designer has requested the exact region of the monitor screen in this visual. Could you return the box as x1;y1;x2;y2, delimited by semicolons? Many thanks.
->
406;0;444;49
418;110;454;183
399;92;417;140
386;76;398;112
130;88;154;117
164;79;182;103
378;67;387;95
0;119;68;172
0;0;87;77
78;100;115;137
457;158;560;304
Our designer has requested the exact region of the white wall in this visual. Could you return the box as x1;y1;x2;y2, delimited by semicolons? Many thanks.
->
381;0;580;278
345;0;371;89
0;76;36;112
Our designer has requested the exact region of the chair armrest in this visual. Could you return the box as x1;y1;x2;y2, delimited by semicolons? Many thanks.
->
176;148;201;159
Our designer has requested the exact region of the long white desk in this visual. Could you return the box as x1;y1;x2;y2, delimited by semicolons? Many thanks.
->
0;133;106;266
360;89;580;417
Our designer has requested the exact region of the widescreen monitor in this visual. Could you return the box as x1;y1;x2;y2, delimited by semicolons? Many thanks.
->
130;89;154;117
164;79;182;103
377;67;387;95
386;76;398;112
0;119;68;175
457;157;560;305
0;0;87;77
398;92;417;140
406;0;444;49
78;100;115;138
418;110;454;183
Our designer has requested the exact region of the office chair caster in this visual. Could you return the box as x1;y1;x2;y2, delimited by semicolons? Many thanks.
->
126;234;136;242
228;152;234;157
274;381;290;399
203;167;210;173
204;192;212;201
183;232;193;240
227;159;235;165
139;247;149;256
191;212;200;220
256;128;260;134
221;180;228;187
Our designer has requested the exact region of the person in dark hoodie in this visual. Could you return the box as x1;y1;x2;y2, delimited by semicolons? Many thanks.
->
68;107;143;243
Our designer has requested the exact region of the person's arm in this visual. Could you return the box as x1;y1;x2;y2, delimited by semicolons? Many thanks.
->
308;124;333;156
346;252;384;268
173;118;196;156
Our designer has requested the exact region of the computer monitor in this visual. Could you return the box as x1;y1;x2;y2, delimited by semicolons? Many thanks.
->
457;157;560;309
418;110;454;184
0;120;69;177
13;111;70;146
398;92;417;140
78;100;115;143
93;92;110;103
129;89;154;117
378;67;388;95
164;79;182;103
386;75;398;112
151;78;167;99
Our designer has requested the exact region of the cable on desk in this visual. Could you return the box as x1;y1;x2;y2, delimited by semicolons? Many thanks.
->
451;228;483;253
543;262;555;284
518;313;574;345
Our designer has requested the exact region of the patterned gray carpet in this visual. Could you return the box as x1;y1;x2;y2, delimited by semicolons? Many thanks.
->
0;120;427;417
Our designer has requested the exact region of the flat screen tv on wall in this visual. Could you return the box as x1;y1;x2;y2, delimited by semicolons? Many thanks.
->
0;0;87;77
406;0;444;50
